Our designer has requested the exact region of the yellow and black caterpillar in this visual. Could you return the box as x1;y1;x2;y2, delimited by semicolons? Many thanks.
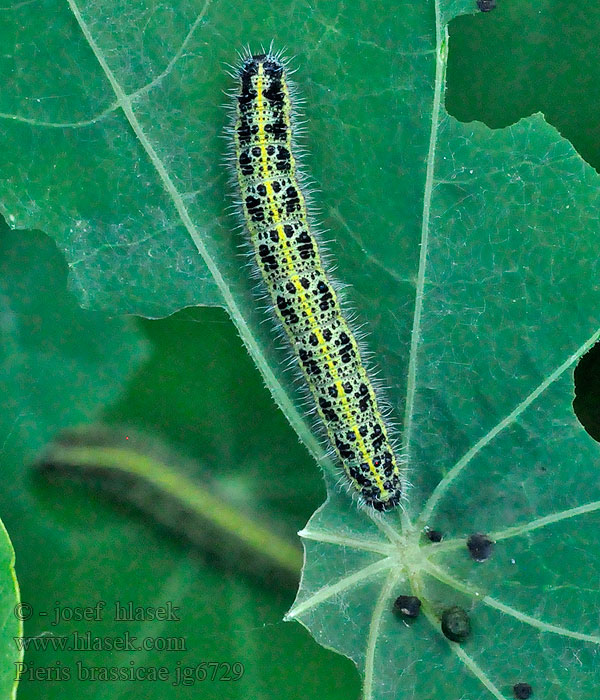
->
232;52;403;511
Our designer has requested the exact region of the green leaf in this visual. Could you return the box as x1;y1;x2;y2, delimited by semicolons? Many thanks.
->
2;1;600;699
288;7;600;700
0;519;20;700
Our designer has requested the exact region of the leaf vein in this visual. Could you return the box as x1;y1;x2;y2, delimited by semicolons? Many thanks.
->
298;528;394;555
425;561;600;645
285;558;393;620
418;326;600;527
363;569;403;700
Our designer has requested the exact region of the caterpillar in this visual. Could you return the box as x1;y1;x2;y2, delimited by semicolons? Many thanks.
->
231;50;403;511
36;425;302;588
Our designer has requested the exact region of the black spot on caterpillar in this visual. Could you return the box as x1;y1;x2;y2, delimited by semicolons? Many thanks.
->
34;425;302;589
230;49;403;511
476;0;497;11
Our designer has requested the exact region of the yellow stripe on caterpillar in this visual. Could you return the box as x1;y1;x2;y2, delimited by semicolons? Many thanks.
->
231;51;403;511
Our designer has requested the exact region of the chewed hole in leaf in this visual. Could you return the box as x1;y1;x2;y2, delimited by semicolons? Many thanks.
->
446;1;600;169
573;341;600;442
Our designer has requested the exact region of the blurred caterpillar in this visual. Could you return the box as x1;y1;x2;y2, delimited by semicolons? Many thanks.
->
231;50;403;511
36;425;302;587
